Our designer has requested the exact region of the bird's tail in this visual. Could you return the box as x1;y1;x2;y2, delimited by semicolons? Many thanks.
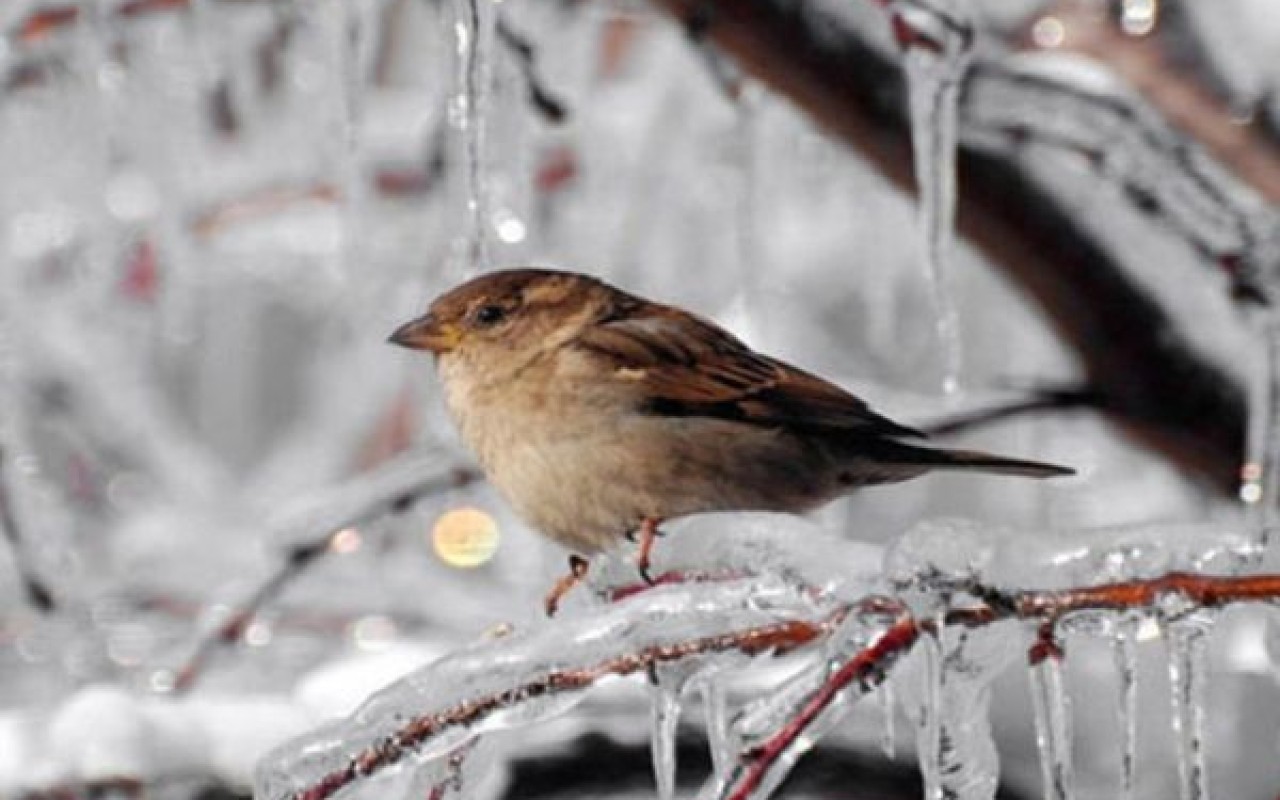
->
925;447;1075;478
854;439;1074;480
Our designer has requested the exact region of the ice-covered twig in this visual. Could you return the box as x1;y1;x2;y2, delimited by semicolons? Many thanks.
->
256;578;838;800
171;455;477;692
0;447;55;612
711;599;918;800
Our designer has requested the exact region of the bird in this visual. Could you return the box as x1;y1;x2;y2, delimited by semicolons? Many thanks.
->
389;268;1072;613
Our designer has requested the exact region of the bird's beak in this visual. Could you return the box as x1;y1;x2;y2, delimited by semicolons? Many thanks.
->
388;312;461;354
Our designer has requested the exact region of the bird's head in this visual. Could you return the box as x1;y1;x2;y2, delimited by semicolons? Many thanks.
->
389;268;613;374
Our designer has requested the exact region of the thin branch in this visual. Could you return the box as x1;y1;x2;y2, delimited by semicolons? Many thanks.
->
0;447;56;613
497;19;569;124
919;385;1099;437
171;460;478;693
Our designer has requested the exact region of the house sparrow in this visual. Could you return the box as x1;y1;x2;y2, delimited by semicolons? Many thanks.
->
390;268;1072;612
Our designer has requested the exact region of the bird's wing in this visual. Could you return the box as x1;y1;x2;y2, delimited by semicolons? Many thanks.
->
574;303;923;439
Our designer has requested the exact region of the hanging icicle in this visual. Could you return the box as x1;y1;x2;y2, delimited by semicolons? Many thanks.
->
887;0;974;396
1164;614;1214;800
914;623;945;799
1111;614;1141;800
448;0;499;276
878;679;897;761
1241;312;1280;556
650;671;684;800
1028;631;1075;800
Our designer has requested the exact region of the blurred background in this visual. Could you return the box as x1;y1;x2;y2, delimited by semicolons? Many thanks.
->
0;0;1278;797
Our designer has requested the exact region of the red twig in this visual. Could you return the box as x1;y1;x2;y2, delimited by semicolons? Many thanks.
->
722;611;920;800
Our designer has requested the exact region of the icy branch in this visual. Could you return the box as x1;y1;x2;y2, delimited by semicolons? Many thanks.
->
642;0;1262;490
171;454;478;692
256;577;840;800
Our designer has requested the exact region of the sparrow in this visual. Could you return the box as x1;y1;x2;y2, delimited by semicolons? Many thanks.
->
390;268;1072;612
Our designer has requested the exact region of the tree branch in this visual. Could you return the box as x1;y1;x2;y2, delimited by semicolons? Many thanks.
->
642;0;1265;493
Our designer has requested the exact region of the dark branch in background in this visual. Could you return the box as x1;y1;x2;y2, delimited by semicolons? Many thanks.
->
642;0;1266;494
497;19;570;124
172;461;478;693
0;448;56;612
919;384;1099;437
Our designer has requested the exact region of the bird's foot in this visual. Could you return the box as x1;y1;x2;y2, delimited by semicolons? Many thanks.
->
544;555;589;617
633;518;663;586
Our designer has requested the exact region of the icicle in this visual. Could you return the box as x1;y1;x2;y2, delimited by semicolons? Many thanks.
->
914;623;945;800
901;621;1008;800
1241;312;1280;556
335;0;369;238
888;0;974;396
1111;614;1141;800
1028;645;1074;800
1165;616;1213;800
650;675;683;800
878;679;897;761
448;0;499;276
700;674;734;780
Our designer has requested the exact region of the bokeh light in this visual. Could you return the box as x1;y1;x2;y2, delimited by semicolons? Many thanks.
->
431;508;500;568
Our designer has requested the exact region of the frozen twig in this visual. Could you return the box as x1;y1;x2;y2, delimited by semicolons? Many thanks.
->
262;592;835;800
171;455;478;693
0;447;55;612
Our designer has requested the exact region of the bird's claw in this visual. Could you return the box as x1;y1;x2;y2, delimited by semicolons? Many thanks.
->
544;555;590;617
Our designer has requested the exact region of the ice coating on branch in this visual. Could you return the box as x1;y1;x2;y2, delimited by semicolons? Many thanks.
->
1028;650;1074;800
966;52;1276;291
884;517;1002;600
982;521;1258;590
587;512;885;604
1164;614;1215;800
255;575;838;800
890;0;974;396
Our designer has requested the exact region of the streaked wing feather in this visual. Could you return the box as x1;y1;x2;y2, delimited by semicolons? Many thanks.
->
575;306;923;439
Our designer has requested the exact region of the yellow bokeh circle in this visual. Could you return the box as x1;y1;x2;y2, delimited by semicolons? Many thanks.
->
432;508;500;568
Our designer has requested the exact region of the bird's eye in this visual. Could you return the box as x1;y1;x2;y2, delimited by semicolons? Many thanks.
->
472;304;506;327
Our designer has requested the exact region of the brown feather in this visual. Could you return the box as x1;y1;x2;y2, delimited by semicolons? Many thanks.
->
575;300;924;439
